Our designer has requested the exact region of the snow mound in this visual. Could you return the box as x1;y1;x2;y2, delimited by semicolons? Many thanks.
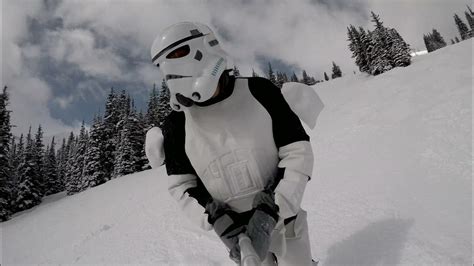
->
2;40;472;265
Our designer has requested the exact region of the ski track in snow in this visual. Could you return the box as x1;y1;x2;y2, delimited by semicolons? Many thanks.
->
2;40;472;265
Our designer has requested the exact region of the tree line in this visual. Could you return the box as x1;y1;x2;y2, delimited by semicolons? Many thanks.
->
0;82;171;221
243;60;343;88
423;5;473;53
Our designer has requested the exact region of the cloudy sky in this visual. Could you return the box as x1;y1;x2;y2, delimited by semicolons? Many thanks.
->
1;0;470;136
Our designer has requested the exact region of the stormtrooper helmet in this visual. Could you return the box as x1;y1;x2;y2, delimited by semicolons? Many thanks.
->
151;22;232;111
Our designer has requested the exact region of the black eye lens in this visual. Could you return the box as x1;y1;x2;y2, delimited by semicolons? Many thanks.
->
166;45;190;59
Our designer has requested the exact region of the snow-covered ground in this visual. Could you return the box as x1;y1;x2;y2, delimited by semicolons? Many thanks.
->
2;40;472;265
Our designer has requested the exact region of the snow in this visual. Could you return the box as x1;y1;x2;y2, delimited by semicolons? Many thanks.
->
2;40;472;265
410;50;428;57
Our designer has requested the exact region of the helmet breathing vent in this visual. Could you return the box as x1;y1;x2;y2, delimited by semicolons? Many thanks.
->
208;40;219;47
194;50;203;61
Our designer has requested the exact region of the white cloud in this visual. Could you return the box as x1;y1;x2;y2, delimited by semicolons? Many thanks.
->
2;1;80;136
45;28;125;79
8;76;80;136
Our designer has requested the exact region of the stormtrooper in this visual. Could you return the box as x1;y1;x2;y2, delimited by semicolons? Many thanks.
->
148;22;319;265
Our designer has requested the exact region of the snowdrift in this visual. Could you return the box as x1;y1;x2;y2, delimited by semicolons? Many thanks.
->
2;40;472;265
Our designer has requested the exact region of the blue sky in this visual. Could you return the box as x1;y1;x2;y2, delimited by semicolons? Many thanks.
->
2;0;469;136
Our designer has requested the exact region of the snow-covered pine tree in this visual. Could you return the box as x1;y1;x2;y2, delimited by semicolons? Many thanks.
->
157;80;172;128
115;90;130;134
233;65;241;77
33;125;45;196
43;137;61;196
129;102;147;172
61;132;75;190
465;11;474;32
290;72;298;82
103;88;119;180
16;127;42;211
450;39;455;45
282;73;289;83
267;62;276;85
7;137;18;214
454;13;470;40
66;122;88;194
82;115;107;189
145;83;160;130
324;72;329;81
276;72;285;88
9;134;24;213
301;70;312;85
455;36;460;43
331;62;342;79
368;12;393;75
358;27;373;73
347;25;370;73
433;29;447;48
114;107;143;177
423;33;435;52
252;69;259;77
388;28;411;67
56;138;66;191
0;86;13;221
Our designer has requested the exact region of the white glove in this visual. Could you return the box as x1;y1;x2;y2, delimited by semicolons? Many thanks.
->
145;127;165;168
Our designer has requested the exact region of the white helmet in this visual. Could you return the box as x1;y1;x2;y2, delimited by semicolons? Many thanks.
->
150;22;232;111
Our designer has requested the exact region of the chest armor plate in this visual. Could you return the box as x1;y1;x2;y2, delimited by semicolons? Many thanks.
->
184;79;279;211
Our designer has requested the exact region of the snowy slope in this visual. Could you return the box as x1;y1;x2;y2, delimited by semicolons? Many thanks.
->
2;40;472;265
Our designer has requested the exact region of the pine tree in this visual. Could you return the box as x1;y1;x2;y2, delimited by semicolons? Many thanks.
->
347;25;371;73
432;29;447;49
66;122;88;194
369;12;393;75
157;80;172;128
290;72;298;82
301;70;311;85
56;138;67;192
358;27;373;73
388;28;411;67
455;36;460;43
465;11;474;31
233;65;241;77
275;72;285;88
423;34;435;52
103;88;119;180
267;62;276;85
8;137;19;213
16;127;42;211
451;39;455;45
331;62;342;79
33;125;45;196
0;86;13;220
146;84;160;129
61;132;75;191
454;13;470;40
252;69;259;77
114;106;144;177
43;137;60;195
324;72;329;81
82;115;107;189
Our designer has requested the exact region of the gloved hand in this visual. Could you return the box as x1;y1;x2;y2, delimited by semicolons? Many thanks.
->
205;200;246;263
247;189;279;260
